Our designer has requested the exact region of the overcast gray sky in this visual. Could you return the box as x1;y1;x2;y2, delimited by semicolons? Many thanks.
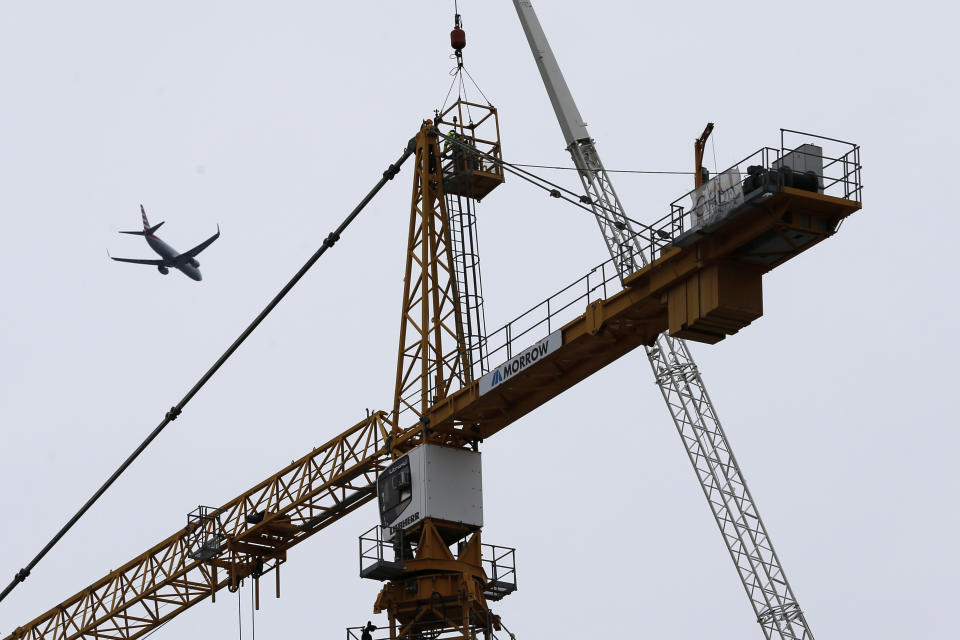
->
1;1;956;638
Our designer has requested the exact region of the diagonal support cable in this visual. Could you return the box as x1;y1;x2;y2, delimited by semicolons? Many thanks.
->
0;138;416;607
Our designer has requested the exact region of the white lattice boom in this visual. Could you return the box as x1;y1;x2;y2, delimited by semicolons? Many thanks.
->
513;1;813;637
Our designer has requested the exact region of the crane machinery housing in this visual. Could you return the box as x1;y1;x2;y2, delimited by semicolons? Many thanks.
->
3;5;863;640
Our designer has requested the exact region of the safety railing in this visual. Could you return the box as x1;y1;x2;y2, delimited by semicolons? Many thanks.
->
185;505;226;562
396;130;861;422
474;542;517;601
651;130;862;243
478;250;633;369
359;525;409;580
346;622;516;640
395;248;634;420
436;99;505;196
358;525;517;597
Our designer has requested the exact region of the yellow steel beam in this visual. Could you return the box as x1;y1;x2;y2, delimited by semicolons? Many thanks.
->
7;167;860;640
415;187;860;442
6;413;394;640
392;123;470;425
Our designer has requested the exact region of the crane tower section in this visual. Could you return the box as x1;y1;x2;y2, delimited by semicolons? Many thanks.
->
377;443;482;541
392;103;503;438
373;94;511;640
437;101;504;382
360;443;514;640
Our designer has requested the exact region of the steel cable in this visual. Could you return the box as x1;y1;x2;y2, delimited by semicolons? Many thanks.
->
0;138;416;606
435;129;661;236
510;162;694;175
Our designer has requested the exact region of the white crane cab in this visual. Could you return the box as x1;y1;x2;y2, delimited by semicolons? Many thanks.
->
378;443;483;542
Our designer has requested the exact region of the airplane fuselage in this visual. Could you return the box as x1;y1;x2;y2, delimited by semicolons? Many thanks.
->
111;206;218;280
146;235;203;281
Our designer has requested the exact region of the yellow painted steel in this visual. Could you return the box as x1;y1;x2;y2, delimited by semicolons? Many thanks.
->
694;122;715;187
5;413;395;640
373;520;500;640
392;102;504;451
392;122;470;430
5;108;861;640
435;100;505;201
410;186;861;442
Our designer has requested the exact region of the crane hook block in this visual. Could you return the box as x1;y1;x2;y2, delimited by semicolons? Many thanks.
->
451;27;466;51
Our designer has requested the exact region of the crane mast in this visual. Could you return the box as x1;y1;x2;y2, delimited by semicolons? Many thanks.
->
512;1;815;638
5;9;865;640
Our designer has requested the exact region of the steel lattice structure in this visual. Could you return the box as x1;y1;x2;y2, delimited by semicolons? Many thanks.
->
393;125;470;423
6;413;394;640
647;335;812;639
579;148;811;638
513;1;813;637
4;10;867;639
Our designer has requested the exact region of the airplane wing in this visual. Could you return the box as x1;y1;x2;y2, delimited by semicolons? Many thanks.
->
110;256;167;266
176;225;220;262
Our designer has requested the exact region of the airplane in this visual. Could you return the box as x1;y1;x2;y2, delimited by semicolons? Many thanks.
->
110;205;220;281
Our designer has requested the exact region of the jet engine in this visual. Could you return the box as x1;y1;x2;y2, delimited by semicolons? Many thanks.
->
157;265;169;275
189;258;200;268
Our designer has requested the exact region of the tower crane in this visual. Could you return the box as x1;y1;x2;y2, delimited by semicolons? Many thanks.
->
512;1;860;638
3;9;862;640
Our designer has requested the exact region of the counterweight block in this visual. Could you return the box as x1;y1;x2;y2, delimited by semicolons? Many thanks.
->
660;183;859;344
668;261;764;344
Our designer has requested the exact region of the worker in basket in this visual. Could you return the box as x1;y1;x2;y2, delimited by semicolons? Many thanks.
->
444;117;480;174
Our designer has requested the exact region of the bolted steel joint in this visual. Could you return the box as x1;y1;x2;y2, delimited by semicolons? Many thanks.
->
323;232;340;248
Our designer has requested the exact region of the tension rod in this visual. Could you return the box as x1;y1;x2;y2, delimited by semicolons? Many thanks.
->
0;137;416;606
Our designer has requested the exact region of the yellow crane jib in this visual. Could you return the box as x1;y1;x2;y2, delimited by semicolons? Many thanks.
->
5;99;861;640
415;133;862;442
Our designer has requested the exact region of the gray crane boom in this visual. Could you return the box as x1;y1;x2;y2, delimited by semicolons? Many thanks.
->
512;2;815;639
512;2;589;146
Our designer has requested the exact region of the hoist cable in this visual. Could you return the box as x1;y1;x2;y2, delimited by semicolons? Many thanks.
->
439;69;460;113
462;66;492;107
141;619;171;640
459;73;474;122
0;138;416;607
511;162;694;175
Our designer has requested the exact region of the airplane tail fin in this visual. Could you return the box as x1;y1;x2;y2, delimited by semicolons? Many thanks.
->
119;204;164;236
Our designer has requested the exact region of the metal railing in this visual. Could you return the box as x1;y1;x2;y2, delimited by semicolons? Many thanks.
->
479;250;633;368
358;525;517;594
396;130;861;421
347;623;516;640
185;505;225;562
475;542;517;597
359;525;408;577
396;249;633;419
653;130;862;243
